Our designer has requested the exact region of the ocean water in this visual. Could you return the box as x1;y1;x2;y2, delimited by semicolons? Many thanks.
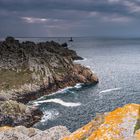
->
25;37;140;132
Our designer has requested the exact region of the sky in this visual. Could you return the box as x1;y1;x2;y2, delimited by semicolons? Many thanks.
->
1;0;140;37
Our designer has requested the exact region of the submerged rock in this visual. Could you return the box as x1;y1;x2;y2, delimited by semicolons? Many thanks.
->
0;125;70;140
63;104;140;140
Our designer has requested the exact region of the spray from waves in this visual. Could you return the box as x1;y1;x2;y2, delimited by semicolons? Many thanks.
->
41;109;59;123
46;83;83;97
74;83;83;89
34;98;81;107
99;88;122;94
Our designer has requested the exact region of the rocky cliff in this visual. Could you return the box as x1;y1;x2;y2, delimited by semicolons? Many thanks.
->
63;104;140;140
0;36;98;103
0;36;98;127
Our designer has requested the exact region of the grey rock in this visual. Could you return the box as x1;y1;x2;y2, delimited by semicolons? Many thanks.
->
0;37;98;104
0;37;98;127
0;126;70;140
0;100;43;127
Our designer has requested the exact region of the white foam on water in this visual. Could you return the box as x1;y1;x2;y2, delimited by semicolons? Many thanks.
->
41;109;59;123
99;88;122;94
74;83;83;89
46;86;73;97
46;83;83;97
34;98;81;107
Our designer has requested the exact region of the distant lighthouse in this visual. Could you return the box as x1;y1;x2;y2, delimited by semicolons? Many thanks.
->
69;37;73;42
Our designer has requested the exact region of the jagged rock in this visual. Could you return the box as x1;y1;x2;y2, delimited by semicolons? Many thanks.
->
61;42;68;47
5;36;15;44
0;125;71;140
0;100;42;127
0;37;98;127
0;37;98;104
63;104;140;140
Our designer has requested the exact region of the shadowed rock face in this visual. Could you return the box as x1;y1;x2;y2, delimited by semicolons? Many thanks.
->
63;104;140;140
0;37;98;127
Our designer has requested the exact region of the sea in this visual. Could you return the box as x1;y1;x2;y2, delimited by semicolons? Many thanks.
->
4;37;140;132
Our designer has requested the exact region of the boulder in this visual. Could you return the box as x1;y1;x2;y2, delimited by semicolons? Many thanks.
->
0;100;43;127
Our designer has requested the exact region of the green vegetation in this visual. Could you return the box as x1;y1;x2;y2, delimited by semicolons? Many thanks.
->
0;100;26;115
0;68;33;90
134;108;140;133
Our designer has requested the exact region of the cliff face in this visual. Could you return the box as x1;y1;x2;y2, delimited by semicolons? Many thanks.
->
63;104;140;140
0;37;98;127
0;37;98;103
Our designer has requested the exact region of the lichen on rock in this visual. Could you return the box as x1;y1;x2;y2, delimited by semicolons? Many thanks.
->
0;125;71;140
63;104;140;140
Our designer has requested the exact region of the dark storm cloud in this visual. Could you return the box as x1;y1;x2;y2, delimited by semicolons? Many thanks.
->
0;0;135;15
0;0;140;37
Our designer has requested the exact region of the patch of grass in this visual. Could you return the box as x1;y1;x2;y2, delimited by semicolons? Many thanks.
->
134;108;140;134
54;67;67;74
0;68;33;90
134;119;140;133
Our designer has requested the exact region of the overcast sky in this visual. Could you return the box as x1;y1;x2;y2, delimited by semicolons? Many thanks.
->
1;0;140;37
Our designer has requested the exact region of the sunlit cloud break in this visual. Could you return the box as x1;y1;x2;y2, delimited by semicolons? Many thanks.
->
102;15;132;23
21;17;48;23
1;0;140;37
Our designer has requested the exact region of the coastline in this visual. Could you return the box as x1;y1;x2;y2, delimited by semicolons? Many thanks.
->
0;36;98;128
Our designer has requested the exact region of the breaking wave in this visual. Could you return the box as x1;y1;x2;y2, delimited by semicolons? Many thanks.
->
34;98;81;107
99;88;122;94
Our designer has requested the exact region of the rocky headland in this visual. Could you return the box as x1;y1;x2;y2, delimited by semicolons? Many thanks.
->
0;37;98;128
0;37;139;140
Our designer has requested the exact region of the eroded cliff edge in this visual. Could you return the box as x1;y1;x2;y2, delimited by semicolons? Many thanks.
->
0;37;98;127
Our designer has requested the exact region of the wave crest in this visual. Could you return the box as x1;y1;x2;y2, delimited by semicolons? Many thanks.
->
34;98;81;107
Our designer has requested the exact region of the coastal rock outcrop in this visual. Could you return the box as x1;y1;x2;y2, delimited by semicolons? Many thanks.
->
0;125;70;140
63;104;140;140
0;100;42;127
0;36;98;127
0;36;98;104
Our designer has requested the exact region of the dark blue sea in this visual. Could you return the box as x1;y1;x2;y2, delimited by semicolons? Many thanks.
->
18;37;140;132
